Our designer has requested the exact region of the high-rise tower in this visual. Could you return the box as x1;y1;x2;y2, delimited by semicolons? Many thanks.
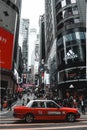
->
45;0;86;97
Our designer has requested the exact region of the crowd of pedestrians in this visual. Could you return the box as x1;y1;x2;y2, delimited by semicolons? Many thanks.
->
0;93;20;111
0;89;86;115
53;92;86;115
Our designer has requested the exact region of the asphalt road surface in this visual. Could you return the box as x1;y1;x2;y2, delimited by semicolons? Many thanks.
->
0;108;87;130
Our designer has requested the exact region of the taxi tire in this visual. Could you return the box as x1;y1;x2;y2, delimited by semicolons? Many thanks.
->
66;113;75;122
25;114;34;123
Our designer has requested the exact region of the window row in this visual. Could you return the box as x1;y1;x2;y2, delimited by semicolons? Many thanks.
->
63;6;78;18
58;67;86;83
56;0;76;13
57;9;79;24
62;0;76;8
57;17;80;31
57;31;86;46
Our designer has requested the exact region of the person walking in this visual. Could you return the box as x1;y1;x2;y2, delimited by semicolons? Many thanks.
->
1;98;4;111
22;98;25;106
27;98;30;104
7;96;12;111
80;96;85;114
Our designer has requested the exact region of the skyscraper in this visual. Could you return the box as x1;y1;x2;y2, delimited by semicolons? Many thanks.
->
20;19;29;72
45;0;86;97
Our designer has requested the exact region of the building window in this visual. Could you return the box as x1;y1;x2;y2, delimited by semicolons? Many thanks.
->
63;7;73;18
72;6;79;15
61;0;76;8
71;0;76;3
57;37;63;46
61;0;66;7
74;18;80;23
75;32;80;39
66;0;71;5
64;33;76;42
56;2;61;13
57;12;63;23
57;23;64;31
64;18;74;26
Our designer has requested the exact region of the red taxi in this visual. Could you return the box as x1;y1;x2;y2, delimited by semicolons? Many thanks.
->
13;100;80;123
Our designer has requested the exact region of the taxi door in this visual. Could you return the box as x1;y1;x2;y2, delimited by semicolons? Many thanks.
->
31;101;47;120
45;102;64;120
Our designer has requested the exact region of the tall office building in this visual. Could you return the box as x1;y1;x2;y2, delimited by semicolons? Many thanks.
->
19;19;29;83
0;0;22;98
45;0;86;97
20;19;29;72
45;0;58;91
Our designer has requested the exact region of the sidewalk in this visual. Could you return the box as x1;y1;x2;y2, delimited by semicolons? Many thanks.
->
0;93;35;115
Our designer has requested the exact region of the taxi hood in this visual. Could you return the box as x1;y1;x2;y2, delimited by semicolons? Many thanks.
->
60;107;78;112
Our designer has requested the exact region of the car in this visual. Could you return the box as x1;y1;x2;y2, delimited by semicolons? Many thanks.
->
13;100;80;123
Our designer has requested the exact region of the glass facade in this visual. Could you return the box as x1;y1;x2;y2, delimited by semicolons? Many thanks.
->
57;27;86;84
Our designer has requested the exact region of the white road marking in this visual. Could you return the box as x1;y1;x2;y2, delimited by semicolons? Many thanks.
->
1;124;87;130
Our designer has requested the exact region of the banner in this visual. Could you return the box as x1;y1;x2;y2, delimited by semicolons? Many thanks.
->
0;27;14;70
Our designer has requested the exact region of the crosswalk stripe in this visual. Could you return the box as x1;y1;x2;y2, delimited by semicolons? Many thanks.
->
0;124;87;130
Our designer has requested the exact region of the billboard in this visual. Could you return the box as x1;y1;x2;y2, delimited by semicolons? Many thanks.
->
0;27;14;70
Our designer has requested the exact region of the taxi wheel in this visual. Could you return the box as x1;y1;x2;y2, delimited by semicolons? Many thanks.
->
67;113;75;122
25;114;34;123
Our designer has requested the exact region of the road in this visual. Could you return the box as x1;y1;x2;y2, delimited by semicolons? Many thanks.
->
0;94;87;130
0;114;87;130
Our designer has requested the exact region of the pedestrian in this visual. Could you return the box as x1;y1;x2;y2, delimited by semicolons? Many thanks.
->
27;98;30;104
1;98;4;111
3;97;8;109
68;95;73;108
80;96;85;114
73;96;78;108
22;98;25;106
7;97;12;110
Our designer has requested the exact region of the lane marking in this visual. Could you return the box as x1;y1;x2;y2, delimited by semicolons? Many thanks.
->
0;124;87;130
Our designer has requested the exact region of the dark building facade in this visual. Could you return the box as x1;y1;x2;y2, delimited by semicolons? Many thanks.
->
39;15;46;87
45;0;86;98
55;0;86;97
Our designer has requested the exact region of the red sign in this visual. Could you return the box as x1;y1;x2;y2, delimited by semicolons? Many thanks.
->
0;27;14;70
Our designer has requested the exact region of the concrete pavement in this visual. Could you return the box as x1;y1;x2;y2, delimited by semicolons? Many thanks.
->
0;93;35;115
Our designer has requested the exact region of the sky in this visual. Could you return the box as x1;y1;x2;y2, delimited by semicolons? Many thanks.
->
21;0;45;66
21;0;45;30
